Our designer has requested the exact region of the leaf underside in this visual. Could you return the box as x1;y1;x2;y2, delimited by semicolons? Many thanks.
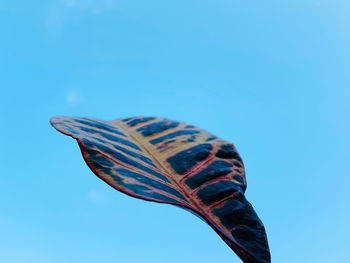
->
50;116;270;263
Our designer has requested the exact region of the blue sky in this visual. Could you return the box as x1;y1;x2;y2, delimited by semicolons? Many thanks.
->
1;1;350;262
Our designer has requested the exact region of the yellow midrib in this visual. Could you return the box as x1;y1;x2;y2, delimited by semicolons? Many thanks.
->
116;120;226;231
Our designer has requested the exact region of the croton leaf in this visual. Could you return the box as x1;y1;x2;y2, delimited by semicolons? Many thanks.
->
50;116;270;263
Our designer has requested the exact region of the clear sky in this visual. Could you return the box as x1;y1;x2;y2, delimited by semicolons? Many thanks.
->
1;1;350;262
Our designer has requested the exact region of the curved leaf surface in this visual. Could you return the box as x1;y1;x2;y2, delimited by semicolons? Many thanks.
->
50;116;270;263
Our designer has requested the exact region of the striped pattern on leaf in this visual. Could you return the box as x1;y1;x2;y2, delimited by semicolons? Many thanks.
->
50;116;270;263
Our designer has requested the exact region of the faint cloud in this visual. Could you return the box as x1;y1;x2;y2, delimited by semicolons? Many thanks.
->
66;89;82;105
46;5;66;28
88;189;100;201
46;0;119;28
63;0;119;13
64;0;77;8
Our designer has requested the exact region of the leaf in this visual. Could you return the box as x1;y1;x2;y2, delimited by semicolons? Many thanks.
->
50;116;270;263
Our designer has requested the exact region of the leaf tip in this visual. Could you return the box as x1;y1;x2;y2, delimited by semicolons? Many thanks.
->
49;116;78;138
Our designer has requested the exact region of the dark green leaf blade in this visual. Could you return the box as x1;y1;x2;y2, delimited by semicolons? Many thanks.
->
50;116;270;263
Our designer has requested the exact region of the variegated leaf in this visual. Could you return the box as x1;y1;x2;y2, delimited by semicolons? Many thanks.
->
50;116;270;263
